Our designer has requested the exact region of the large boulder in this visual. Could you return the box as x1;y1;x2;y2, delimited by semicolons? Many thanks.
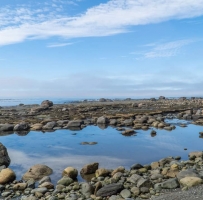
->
177;169;200;181
0;143;11;167
80;162;99;175
62;167;78;179
0;124;14;132
67;120;83;128
0;168;16;184
22;164;53;181
180;177;202;188
42;121;56;130
41;100;53;108
14;122;30;131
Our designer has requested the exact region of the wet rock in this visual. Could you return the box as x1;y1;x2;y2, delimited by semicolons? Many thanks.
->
39;181;54;189
43;121;56;130
0;124;14;132
62;167;78;179
14;122;30;131
96;183;123;197
31;123;43;131
22;164;53;181
80;162;99;175
67;120;83;127
122;129;135;136
57;176;73;186
95;168;110;177
0;168;16;184
0;143;11;167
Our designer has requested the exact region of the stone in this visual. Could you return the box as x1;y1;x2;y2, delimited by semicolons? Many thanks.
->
130;187;140;196
151;162;159;169
128;174;142;184
160;178;179;189
177;169;200;180
43;121;56;130
0;168;16;184
131;163;143;170
39;181;54;189
14;122;30;131
31;123;43;131
0;124;14;132
0;143;11;167
63;167;78;179
22;164;53;181
96;183;123;197
97;116;108;124
189;151;203;159
39;176;51;185
57;176;73;186
67;120;83;127
26;178;35;189
13;183;27;190
80;162;99;175
31;187;48;194
137;178;152;188
180;177;202;188
120;189;131;198
111;166;125;176
41;100;53;107
81;183;93;198
95;168;110;177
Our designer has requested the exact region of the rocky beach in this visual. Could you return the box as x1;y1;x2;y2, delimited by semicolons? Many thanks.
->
1;97;203;200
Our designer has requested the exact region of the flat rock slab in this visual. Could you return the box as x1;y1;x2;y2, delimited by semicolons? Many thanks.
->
96;183;123;197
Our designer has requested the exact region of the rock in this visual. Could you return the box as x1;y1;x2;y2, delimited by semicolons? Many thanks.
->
38;176;51;185
177;169;200;180
13;183;27;190
111;166;125;176
189;151;203;159
96;183;123;197
130;187;140;196
31;123;43;131
22;164;53;181
137;177;152;188
26;178;35;189
109;119;117;125
97;116;108;124
122;129;135;136
0;124;14;132
159;96;165;100
43;121;56;130
41;100;53;107
151;162;159;169
120;189;131;198
57;176;73;186
67;120;83;127
39;181;54;189
131;163;143;170
62;167;78;179
159;178;179;189
0;143;11;167
81;183;93;198
128;174;142;184
95;168;110;177
0;168;16;184
180;177;202;188
31;187;48;194
80;162;99;175
14;122;30;131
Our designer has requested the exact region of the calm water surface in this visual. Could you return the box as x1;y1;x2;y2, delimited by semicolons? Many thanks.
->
0;119;203;184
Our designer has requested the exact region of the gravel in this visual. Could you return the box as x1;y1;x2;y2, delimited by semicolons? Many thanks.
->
152;185;203;200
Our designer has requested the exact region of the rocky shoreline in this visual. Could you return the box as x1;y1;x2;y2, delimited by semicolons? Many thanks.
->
1;97;203;199
1;142;203;200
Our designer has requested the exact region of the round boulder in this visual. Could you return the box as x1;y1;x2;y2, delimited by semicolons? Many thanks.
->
62;167;78;179
0;168;16;184
22;164;53;181
0;143;11;167
41;100;53;107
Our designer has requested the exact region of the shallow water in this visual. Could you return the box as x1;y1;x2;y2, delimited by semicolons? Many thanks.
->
0;119;203;184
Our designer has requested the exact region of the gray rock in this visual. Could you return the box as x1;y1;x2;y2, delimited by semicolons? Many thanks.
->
160;178;180;189
41;100;53;107
1;191;11;197
31;187;47;194
0;124;14;132
128;174;142;184
0;143;11;167
14;122;30;131
96;183;123;197
67;120;83;127
39;176;51;185
57;176;73;186
97;116;108;124
120;189;131;198
43;121;56;130
81;183;93;198
21;195;38;200
137;178;152;188
131;163;143;170
177;169;200;180
26;178;35;189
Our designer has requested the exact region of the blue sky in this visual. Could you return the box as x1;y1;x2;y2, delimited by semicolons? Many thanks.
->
0;0;203;98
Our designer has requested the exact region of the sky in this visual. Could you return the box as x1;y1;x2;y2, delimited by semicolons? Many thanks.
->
0;0;203;98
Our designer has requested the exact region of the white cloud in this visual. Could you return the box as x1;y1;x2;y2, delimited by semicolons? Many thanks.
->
0;0;203;46
47;42;73;47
